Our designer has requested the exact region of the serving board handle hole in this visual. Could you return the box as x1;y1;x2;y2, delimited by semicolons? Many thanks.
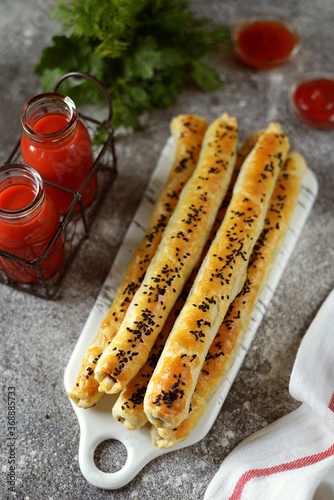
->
74;399;166;490
78;431;138;490
94;439;128;474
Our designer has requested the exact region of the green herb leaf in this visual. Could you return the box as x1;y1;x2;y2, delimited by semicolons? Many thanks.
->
191;59;222;92
36;35;105;82
123;37;163;80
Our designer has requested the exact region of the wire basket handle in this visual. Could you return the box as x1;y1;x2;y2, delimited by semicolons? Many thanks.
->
53;71;113;127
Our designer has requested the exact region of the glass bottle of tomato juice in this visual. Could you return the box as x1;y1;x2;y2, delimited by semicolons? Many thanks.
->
0;164;65;284
20;92;97;214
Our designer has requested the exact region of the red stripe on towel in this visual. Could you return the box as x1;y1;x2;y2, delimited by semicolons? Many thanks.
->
229;442;334;500
329;392;334;412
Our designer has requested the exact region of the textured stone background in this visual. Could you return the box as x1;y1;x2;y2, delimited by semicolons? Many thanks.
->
1;0;334;498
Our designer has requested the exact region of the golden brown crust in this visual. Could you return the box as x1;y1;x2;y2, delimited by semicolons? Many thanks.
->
94;113;239;394
144;123;290;430
112;131;262;430
150;390;206;448
67;114;208;408
111;291;185;429
152;150;306;447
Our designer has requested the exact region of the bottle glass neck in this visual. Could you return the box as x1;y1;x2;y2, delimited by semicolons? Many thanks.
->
20;92;78;143
0;164;45;220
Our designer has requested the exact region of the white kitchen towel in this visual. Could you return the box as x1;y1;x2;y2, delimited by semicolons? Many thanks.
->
204;288;334;500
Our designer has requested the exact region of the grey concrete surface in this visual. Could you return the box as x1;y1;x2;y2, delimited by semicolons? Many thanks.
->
1;0;334;499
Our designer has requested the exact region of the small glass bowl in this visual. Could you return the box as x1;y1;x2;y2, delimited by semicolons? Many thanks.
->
232;13;300;70
289;70;334;129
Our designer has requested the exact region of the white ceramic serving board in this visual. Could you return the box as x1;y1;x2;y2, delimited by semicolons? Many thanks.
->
64;136;318;490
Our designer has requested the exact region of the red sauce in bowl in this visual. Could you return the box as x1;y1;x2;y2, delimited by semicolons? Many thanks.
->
291;77;334;128
233;15;299;69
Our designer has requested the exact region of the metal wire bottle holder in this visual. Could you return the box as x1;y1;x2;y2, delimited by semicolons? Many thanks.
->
0;71;117;299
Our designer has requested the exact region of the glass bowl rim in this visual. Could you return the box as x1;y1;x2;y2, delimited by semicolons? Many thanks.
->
231;12;301;67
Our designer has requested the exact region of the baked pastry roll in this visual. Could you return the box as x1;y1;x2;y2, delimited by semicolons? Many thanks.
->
67;113;208;407
111;286;189;429
144;122;290;429
94;113;239;394
112;131;262;429
150;150;307;447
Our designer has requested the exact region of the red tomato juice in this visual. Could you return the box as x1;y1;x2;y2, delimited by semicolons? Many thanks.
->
21;112;96;214
0;182;65;283
0;184;35;210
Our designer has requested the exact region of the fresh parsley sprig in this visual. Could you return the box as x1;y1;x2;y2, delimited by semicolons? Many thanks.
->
36;0;229;129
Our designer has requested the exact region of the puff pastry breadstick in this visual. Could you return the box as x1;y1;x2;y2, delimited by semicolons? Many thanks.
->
94;113;239;394
144;122;290;429
111;285;190;429
151;150;307;447
112;131;262;429
68;114;208;407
